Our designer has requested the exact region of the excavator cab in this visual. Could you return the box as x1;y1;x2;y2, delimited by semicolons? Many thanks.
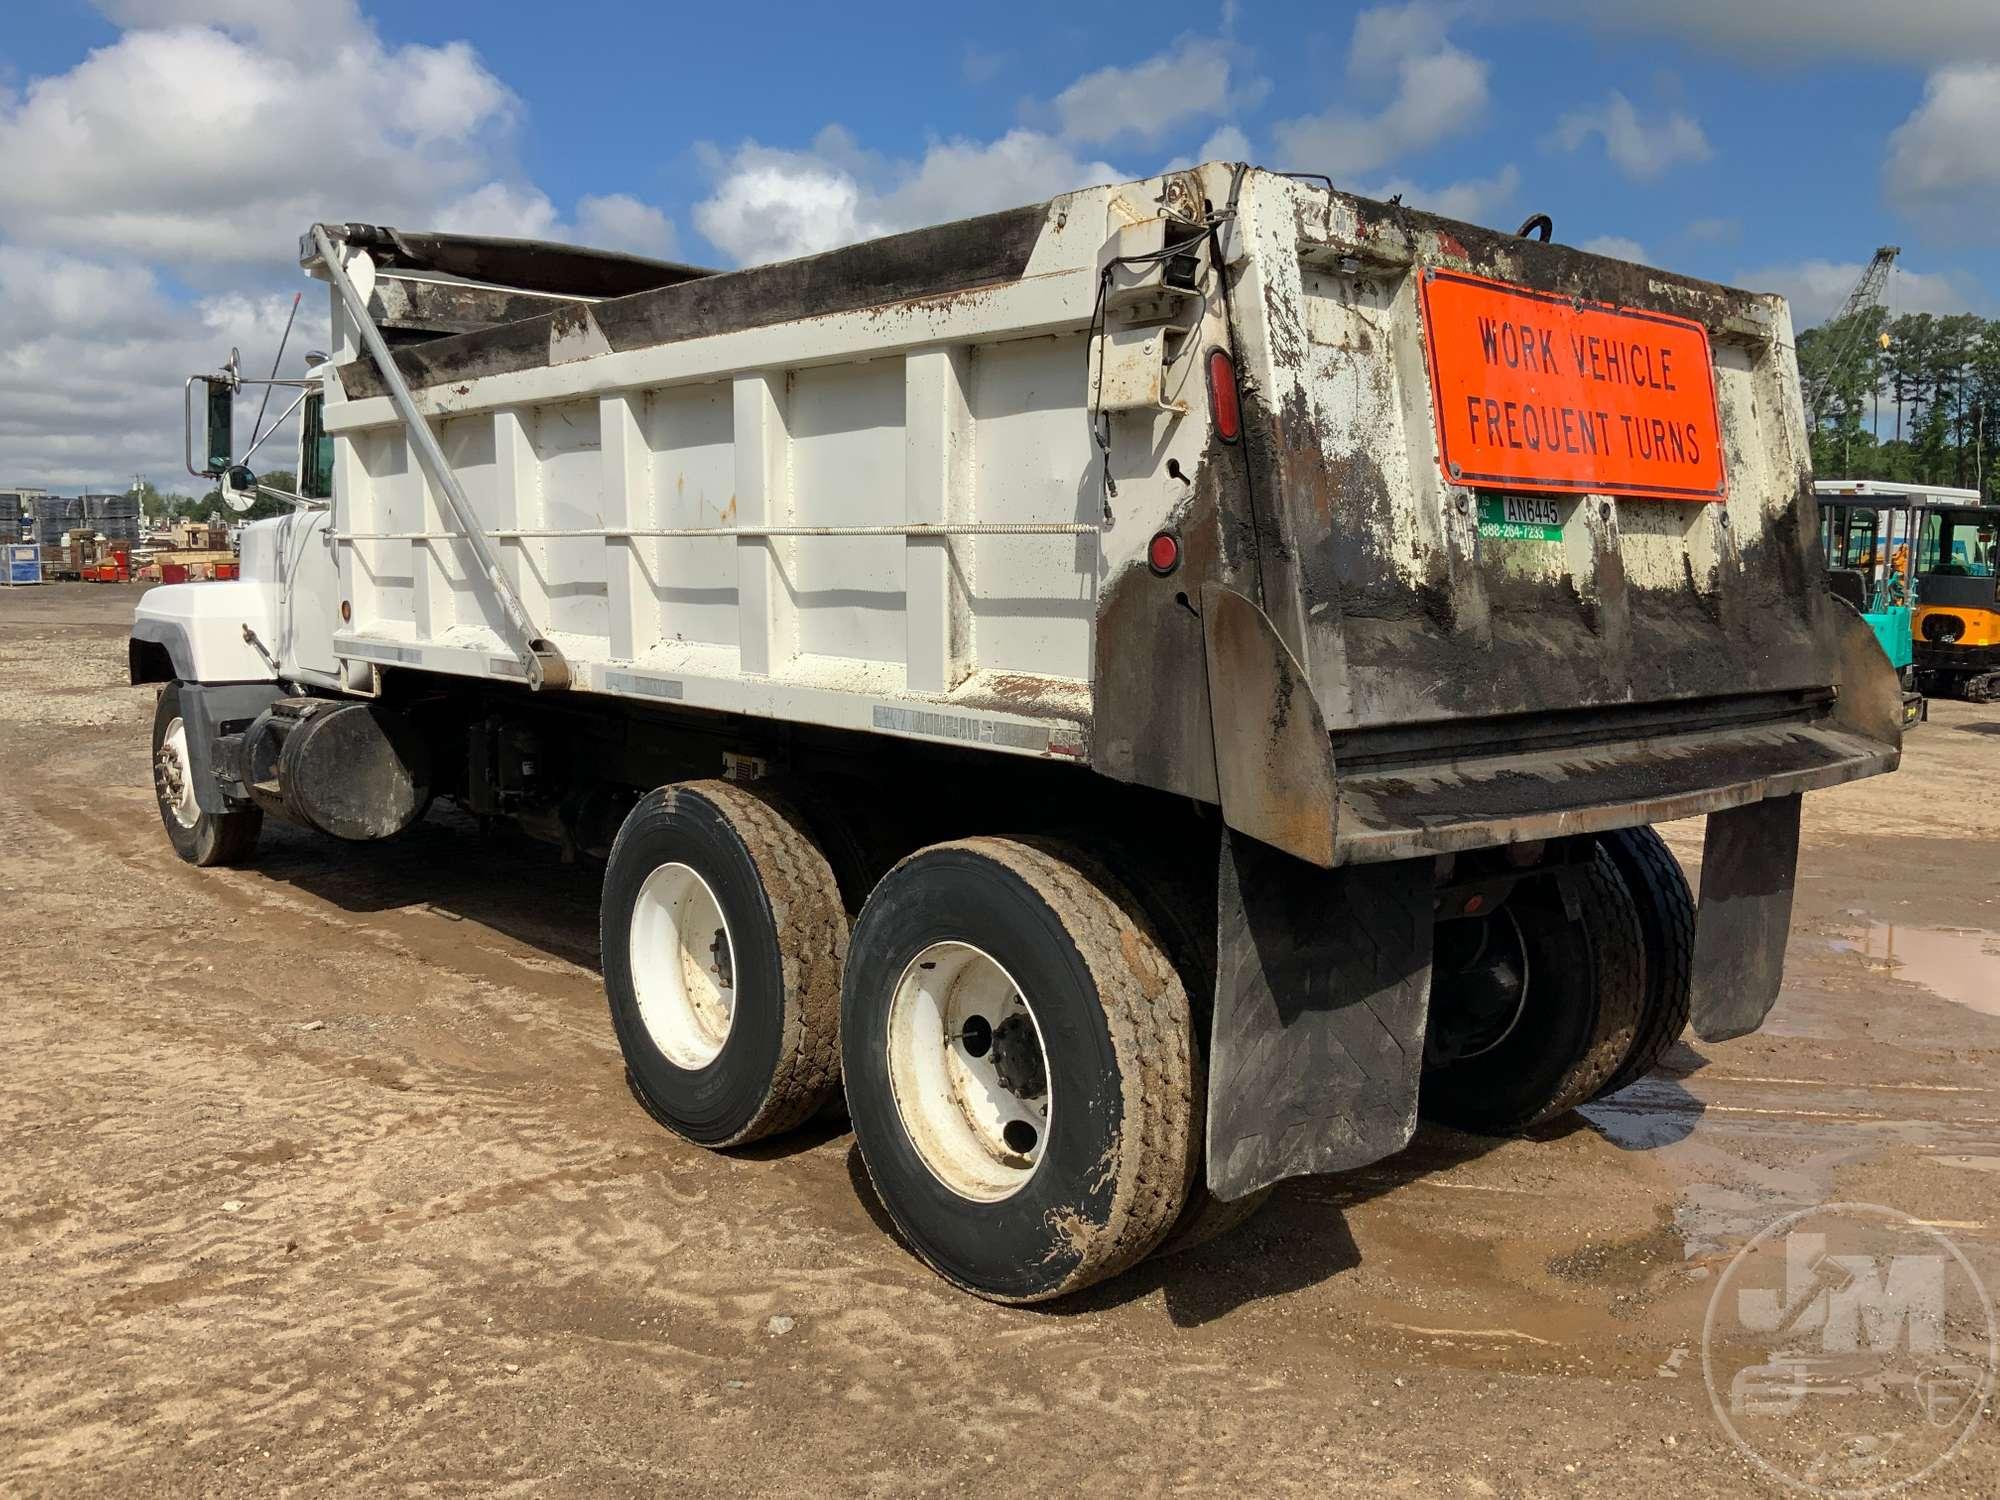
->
1815;480;1929;724
1911;501;2000;702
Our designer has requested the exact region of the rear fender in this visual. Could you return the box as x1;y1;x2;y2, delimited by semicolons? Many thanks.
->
1201;584;1338;868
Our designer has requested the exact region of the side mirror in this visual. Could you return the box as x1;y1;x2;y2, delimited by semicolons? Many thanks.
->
187;374;235;479
222;464;259;514
205;379;234;476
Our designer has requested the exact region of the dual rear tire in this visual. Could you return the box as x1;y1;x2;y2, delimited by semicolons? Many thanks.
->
602;787;1697;1294
839;840;1199;1301
601;782;846;1147
601;798;1202;1301
1419;828;1695;1134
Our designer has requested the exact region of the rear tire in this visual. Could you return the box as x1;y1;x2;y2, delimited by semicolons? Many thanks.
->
1419;848;1645;1134
601;781;845;1148
1092;844;1270;1260
1591;826;1694;1100
841;838;1197;1302
152;682;261;867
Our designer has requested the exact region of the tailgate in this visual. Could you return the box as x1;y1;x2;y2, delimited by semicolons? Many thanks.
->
1265;188;1832;743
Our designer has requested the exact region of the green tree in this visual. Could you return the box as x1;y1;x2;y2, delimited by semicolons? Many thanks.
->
198;469;298;522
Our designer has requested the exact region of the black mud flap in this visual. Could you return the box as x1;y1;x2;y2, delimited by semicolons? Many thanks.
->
1206;832;1433;1201
1688;794;1802;1042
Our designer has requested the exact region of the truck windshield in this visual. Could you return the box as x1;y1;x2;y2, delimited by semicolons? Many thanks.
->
301;393;334;500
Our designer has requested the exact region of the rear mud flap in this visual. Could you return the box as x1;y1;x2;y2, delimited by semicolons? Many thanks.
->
1206;832;1433;1201
1688;794;1802;1042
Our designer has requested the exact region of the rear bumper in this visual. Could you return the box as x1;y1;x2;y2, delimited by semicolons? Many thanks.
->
1332;714;1897;865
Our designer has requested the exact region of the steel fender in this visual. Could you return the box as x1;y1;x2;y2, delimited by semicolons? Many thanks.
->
173;681;286;815
1827;595;1908;752
1206;833;1433;1201
1200;584;1338;868
1688;793;1802;1042
130;616;194;683
131;581;280;684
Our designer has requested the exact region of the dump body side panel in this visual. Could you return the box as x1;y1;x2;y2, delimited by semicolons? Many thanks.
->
316;188;1221;762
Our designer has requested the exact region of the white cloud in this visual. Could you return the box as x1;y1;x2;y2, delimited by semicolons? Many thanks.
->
0;3;674;487
693;128;1121;266
1271;3;1490;175
1735;258;1980;326
574;195;680;259
93;0;370;55
0;244;326;489
434;182;561;240
1580;235;1649;263
1523;1;2000;64
0;14;524;265
1052;36;1253;147
1198;124;1252;162
1551;92;1711;180
1347;0;1455;76
1885;64;2000;230
691;141;878;266
1362;164;1520;224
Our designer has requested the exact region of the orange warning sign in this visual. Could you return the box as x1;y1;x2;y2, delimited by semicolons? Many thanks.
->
1420;270;1727;503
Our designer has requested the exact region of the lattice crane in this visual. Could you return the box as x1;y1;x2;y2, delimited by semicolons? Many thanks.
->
1802;245;1899;426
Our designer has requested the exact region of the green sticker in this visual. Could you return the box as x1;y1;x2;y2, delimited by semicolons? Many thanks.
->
1476;495;1564;541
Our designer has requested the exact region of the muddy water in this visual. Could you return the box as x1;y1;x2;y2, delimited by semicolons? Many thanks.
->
1831;922;2000;1016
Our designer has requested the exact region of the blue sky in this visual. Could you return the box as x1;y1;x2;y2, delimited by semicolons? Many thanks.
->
3;0;1997;489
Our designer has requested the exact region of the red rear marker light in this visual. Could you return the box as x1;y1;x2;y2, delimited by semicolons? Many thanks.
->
1207;348;1242;443
1148;530;1181;576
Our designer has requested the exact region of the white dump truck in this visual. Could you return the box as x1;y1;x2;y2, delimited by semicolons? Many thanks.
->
134;164;1903;1301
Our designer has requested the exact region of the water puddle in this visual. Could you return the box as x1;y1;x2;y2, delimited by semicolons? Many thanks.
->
1830;922;2000;1016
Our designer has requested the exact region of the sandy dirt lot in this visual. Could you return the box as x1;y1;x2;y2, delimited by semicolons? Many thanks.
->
2;582;1996;1496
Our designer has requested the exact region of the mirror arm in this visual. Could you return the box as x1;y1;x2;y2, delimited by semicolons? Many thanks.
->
239;389;310;466
255;485;328;512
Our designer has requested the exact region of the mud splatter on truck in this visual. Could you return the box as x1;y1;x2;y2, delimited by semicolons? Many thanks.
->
133;164;1899;1300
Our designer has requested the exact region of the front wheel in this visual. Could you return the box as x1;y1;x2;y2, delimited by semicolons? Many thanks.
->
152;682;261;867
841;839;1198;1302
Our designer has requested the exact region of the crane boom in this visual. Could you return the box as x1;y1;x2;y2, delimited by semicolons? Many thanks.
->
1802;245;1898;425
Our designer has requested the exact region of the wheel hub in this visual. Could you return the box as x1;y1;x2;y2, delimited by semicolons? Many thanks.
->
628;862;737;1069
154;717;200;829
886;941;1052;1202
1425;908;1531;1068
989;1013;1047;1100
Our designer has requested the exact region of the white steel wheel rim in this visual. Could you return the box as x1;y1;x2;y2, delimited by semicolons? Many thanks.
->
886;941;1052;1203
628;862;737;1069
157;717;199;828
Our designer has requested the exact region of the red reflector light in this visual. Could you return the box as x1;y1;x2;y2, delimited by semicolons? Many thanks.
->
1207;348;1241;443
1147;531;1181;575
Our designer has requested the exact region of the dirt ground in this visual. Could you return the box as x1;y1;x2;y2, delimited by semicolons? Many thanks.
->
2;582;1996;1497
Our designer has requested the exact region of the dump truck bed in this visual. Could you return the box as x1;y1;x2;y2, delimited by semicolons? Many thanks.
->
298;164;1898;868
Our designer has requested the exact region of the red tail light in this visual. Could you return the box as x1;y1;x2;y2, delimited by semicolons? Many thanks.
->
1206;348;1241;443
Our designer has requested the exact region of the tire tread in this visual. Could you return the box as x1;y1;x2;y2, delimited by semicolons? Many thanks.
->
1593;825;1695;1100
859;837;1198;1301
